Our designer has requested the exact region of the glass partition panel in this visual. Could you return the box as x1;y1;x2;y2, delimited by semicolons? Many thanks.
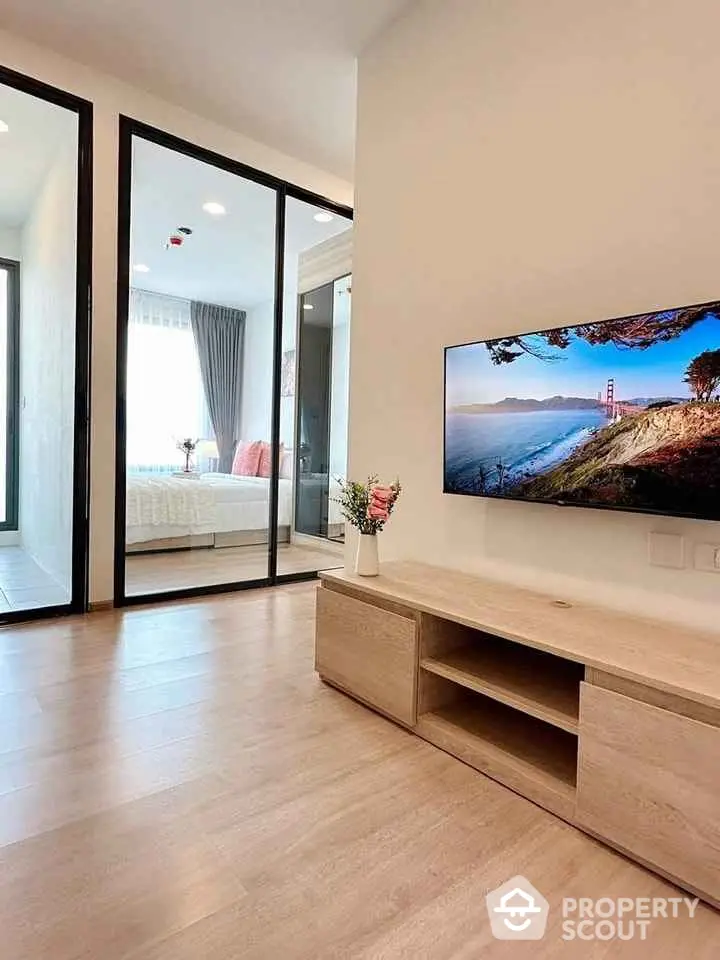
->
276;197;352;577
123;135;277;597
0;82;81;614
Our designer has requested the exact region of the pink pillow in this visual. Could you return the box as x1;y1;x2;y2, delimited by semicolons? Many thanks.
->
232;441;262;476
257;442;284;478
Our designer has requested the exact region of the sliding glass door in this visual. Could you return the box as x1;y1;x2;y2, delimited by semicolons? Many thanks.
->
0;70;91;622
120;132;276;598
276;197;352;577
116;121;352;603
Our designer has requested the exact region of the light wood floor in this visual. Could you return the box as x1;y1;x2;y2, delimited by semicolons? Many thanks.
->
125;542;343;595
0;585;717;959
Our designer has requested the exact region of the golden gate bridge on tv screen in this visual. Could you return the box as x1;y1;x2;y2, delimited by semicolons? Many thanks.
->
601;378;644;421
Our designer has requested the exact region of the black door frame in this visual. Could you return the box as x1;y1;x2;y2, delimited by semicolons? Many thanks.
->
0;65;92;625
114;117;353;606
0;257;21;533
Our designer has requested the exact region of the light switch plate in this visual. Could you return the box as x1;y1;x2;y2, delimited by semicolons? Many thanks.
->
647;532;685;569
693;542;720;573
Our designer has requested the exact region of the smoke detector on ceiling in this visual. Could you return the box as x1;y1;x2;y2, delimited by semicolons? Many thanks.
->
166;226;193;249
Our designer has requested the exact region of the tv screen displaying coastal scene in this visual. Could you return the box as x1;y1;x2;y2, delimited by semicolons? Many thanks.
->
444;300;720;519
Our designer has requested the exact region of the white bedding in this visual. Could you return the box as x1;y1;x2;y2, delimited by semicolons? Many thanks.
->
126;474;292;545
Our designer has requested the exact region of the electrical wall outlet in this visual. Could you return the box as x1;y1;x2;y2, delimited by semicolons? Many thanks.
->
693;542;720;573
647;532;685;569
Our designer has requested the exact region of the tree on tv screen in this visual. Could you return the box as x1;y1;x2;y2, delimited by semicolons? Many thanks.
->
684;349;720;402
486;304;719;365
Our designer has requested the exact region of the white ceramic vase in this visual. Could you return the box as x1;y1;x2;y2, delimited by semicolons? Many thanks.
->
356;533;379;576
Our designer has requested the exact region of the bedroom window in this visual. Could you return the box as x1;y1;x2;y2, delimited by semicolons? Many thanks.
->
126;289;211;474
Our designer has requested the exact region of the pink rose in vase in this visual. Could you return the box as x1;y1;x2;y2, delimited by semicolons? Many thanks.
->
334;476;402;575
367;484;397;523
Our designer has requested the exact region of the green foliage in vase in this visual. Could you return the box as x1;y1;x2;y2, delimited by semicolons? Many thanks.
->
334;476;401;536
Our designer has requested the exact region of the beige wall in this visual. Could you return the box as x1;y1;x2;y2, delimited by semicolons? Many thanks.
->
0;27;352;604
352;0;720;629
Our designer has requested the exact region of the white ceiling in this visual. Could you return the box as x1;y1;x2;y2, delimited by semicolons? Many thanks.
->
131;137;351;308
0;0;413;179
0;84;77;227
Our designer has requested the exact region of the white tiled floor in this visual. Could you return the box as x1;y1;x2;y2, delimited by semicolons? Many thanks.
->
0;548;70;611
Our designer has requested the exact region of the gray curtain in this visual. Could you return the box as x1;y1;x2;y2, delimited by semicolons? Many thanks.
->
190;301;246;473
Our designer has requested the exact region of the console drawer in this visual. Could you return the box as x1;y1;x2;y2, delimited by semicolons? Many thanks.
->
577;682;720;903
315;586;417;726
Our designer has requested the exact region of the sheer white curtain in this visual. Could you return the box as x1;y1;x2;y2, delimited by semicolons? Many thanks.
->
127;289;210;474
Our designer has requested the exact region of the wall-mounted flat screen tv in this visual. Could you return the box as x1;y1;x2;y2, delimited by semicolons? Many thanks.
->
444;300;720;520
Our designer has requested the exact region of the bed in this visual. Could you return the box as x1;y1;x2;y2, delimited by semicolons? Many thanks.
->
126;473;293;551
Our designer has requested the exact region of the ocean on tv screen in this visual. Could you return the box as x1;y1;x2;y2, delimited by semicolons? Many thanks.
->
444;302;720;518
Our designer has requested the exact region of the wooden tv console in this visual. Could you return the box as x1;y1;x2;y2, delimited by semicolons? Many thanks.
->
315;561;720;907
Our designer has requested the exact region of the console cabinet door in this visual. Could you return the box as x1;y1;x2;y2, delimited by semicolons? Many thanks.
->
315;587;417;726
577;682;720;904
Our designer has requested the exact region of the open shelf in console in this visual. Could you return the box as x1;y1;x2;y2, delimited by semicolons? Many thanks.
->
416;680;578;819
419;614;584;734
